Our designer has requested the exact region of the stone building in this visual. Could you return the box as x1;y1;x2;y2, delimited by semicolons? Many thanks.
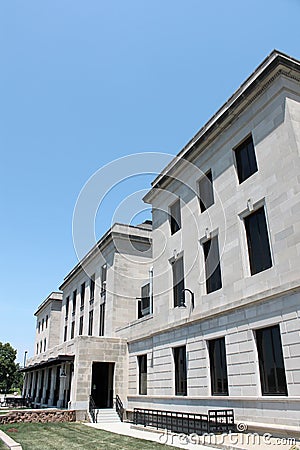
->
23;50;300;431
22;222;152;411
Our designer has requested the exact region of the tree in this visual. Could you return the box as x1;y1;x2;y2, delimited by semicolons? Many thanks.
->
0;342;23;393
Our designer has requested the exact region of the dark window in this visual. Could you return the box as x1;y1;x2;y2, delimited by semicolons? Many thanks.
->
141;283;150;317
38;321;41;333
90;275;95;301
79;316;83;336
174;346;187;396
235;135;258;183
72;290;77;316
65;296;70;318
45;315;48;328
203;236;222;293
199;170;214;212
36;343;38;355
88;310;93;336
172;257;185;307
244;207;272;275
39;341;42;353
209;337;228;395
170;199;181;235
138;355;147;395
256;325;287;395
64;325;68;342
101;265;107;299
43;338;46;352
99;303;105;336
42;318;44;331
80;282;85;309
70;321;75;339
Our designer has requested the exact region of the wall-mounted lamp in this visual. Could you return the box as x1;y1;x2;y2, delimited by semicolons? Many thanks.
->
60;366;67;378
179;288;195;310
247;198;253;212
205;228;210;239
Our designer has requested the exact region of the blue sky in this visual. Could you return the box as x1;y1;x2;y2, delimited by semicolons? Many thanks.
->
0;0;299;363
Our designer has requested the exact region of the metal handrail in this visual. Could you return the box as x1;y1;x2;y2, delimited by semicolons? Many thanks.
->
115;394;124;422
133;407;234;434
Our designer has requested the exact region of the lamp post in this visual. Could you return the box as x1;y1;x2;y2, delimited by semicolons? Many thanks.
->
23;351;28;368
180;288;195;310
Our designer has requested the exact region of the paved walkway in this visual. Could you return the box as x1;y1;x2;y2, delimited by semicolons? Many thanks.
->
84;422;300;450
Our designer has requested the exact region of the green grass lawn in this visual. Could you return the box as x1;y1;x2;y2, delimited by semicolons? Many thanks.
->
0;422;177;450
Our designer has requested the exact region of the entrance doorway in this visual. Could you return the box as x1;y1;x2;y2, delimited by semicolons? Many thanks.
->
91;362;114;408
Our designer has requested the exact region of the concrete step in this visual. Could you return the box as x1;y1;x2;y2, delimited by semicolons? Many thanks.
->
94;408;121;423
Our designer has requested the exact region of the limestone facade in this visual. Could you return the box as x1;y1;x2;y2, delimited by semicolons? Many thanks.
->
23;50;300;430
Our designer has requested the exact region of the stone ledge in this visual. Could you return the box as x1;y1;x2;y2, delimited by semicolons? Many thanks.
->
0;430;22;449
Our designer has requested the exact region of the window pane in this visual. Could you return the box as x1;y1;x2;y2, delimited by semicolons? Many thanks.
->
90;275;95;300
203;236;222;293
170;200;181;235
172;257;185;307
138;355;147;395
174;346;187;396
209;338;228;395
88;310;93;336
235;136;258;183
256;325;287;395
244;207;272;275
199;170;214;212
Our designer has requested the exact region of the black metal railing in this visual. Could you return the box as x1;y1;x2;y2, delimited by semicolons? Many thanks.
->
115;395;124;422
89;395;97;423
133;408;234;435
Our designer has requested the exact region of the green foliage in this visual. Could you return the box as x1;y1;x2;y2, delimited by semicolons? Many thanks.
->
0;342;23;393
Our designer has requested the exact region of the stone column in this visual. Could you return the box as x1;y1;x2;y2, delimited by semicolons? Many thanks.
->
22;373;28;397
41;369;49;405
48;368;56;406
35;370;42;404
30;371;36;399
57;365;66;408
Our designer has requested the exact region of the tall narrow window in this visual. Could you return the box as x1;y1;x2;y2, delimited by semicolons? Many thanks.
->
90;274;95;302
174;346;187;396
79;316;83;336
43;338;46;352
99;303;105;336
42;318;44;331
64;325;68;342
172;257;185;307
256;325;287;395
209;337;228;395
203;236;222;294
80;282;85;310
88;310;93;336
199;170;214;212
234;135;258;183
101;265;107;300
170;199;181;235
140;283;150;317
38;321;41;333
70;321;75;339
72;290;77;316
138;355;147;395
244;207;272;275
45;315;48;328
65;296;69;319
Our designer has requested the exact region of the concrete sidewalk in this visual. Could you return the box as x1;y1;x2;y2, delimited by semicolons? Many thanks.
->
84;421;300;450
85;421;210;449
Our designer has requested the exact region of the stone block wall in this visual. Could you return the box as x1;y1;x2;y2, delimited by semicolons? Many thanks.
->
0;409;76;424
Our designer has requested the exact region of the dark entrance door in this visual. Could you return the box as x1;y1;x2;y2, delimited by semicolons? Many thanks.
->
91;362;114;408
